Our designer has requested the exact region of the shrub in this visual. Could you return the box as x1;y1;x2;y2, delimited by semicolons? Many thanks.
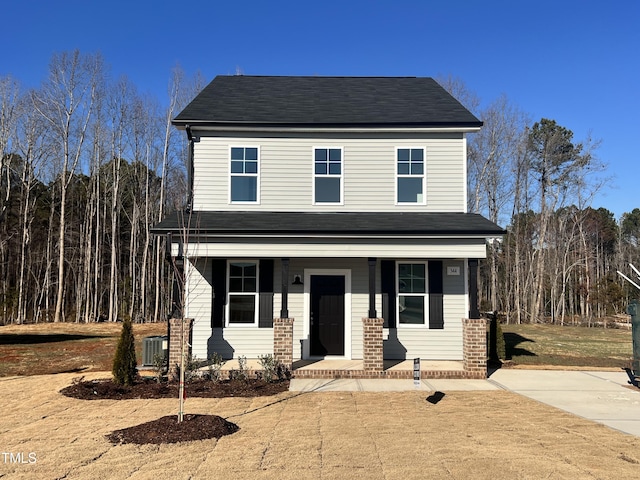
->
258;354;290;382
112;318;137;386
496;320;506;360
152;353;166;383
207;352;226;382
258;354;279;382
184;354;202;382
488;313;506;361
228;355;249;382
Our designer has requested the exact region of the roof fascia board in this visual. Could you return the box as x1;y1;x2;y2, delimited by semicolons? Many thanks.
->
174;124;482;134
159;233;499;240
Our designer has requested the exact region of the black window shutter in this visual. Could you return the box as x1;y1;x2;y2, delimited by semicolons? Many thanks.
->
211;259;227;328
258;259;274;328
381;260;396;328
428;261;444;329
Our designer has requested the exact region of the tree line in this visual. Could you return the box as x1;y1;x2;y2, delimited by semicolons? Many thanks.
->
0;50;203;324
440;77;640;324
0;53;637;325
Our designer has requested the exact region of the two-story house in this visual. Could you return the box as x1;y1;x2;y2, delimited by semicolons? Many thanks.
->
152;76;505;379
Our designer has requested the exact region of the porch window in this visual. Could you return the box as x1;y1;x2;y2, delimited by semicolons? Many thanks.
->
230;147;259;203
228;261;258;325
314;148;342;204
398;263;427;325
396;148;425;204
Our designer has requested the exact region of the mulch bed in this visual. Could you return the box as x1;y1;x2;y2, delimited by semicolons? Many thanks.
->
106;414;240;445
60;376;290;400
61;377;289;445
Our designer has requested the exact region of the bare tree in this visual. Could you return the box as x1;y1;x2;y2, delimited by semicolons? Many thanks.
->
469;96;529;311
0;76;20;220
32;50;104;322
13;89;51;323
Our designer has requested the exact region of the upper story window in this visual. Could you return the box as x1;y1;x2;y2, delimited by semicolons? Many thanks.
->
230;147;259;203
397;148;425;204
314;148;342;204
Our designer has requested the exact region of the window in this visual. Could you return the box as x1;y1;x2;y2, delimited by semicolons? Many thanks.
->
228;261;258;325
314;148;342;203
397;148;425;203
230;147;259;203
398;263;427;325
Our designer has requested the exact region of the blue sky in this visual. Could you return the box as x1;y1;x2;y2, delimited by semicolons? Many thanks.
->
2;0;638;219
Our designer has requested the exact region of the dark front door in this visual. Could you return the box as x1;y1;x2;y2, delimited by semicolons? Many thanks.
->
310;275;345;356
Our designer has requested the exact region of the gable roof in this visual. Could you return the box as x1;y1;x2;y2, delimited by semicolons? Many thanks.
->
173;76;481;129
151;211;505;237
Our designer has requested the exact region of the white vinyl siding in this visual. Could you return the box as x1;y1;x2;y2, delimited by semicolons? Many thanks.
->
185;258;214;361
192;134;466;212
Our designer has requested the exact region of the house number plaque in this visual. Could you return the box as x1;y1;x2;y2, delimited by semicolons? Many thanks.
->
446;266;460;276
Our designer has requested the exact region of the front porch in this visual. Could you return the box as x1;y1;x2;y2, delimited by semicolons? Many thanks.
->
186;316;486;380
215;357;466;379
292;358;467;379
171;314;487;381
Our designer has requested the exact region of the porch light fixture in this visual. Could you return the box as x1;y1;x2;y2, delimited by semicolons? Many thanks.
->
292;275;303;285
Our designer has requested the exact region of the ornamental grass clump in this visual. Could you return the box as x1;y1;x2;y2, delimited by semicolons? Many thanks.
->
112;318;137;386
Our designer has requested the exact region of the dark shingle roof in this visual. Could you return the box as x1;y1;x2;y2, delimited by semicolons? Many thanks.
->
151;211;505;236
173;76;481;128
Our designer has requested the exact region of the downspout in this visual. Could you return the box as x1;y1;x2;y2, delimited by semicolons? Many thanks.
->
185;125;197;212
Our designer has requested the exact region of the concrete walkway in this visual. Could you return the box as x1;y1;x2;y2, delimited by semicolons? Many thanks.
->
290;377;499;392
291;369;640;437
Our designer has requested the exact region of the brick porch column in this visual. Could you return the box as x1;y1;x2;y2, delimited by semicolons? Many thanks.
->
363;317;384;372
463;318;487;378
168;318;193;380
274;318;294;370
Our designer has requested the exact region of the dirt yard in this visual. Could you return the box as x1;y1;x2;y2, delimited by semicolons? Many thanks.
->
2;372;640;479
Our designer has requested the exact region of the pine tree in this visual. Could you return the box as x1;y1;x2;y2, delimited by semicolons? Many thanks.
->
112;318;137;386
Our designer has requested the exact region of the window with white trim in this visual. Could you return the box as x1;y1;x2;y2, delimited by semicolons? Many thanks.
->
314;148;342;203
227;261;258;325
397;262;427;325
230;147;259;203
397;148;425;203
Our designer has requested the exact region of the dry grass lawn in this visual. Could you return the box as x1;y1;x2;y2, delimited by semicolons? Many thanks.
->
502;323;633;368
0;322;167;376
2;373;640;479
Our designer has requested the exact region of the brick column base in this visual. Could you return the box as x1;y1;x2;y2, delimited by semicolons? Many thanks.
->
169;318;193;380
274;318;294;370
363;317;384;372
463;318;487;378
